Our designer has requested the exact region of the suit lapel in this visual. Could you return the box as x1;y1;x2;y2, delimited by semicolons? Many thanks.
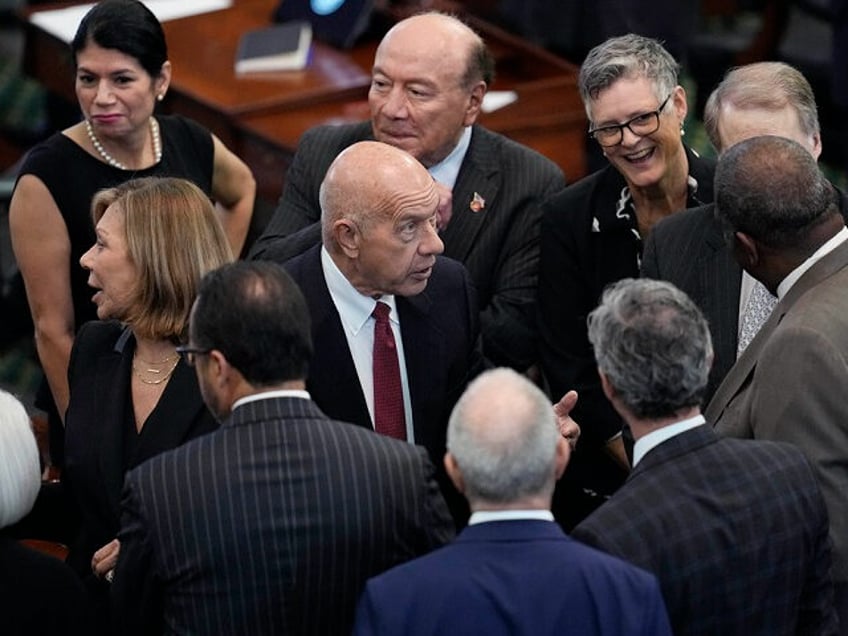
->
96;333;132;517
300;247;372;429
706;240;848;424
398;288;445;455
440;127;500;262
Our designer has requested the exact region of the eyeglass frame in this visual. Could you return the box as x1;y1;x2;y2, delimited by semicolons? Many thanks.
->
175;345;212;367
587;93;674;147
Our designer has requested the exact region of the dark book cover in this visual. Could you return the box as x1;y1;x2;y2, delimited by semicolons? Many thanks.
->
235;20;312;74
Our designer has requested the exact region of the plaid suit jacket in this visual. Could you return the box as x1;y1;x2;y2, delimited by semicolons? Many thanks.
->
572;425;837;636
112;396;454;635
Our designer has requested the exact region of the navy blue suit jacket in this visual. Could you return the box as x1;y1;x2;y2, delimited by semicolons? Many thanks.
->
353;519;672;635
572;425;838;635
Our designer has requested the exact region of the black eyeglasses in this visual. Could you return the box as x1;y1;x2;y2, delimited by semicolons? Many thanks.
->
588;93;673;147
175;345;211;367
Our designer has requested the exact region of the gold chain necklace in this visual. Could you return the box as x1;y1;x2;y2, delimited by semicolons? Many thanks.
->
132;357;179;385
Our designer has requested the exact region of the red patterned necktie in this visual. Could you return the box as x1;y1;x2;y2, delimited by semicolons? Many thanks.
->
372;301;406;440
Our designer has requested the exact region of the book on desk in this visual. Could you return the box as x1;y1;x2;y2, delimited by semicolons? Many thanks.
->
235;20;313;74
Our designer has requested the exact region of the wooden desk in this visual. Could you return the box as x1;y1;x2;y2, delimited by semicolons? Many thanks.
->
23;0;587;202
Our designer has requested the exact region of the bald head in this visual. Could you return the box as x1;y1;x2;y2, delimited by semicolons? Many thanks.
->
715;135;837;253
320;141;443;297
369;12;492;166
446;368;568;510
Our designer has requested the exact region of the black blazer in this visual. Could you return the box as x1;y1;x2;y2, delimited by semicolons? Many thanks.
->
63;321;218;576
113;396;455;635
250;121;566;369
641;203;739;404
572;426;838;635
283;245;486;469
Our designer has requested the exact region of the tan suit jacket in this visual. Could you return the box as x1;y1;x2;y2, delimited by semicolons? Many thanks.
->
706;239;848;584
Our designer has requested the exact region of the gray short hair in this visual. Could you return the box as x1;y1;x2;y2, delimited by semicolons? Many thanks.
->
0;390;40;528
715;135;836;250
588;279;712;420
447;368;560;505
704;62;820;153
579;33;679;119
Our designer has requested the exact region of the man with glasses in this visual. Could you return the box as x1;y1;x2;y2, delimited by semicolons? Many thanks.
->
112;261;454;635
537;34;715;529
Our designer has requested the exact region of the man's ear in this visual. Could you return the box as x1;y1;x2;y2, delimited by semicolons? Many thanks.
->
733;231;759;269
333;219;360;258
463;81;486;126
444;452;465;495
554;436;571;480
206;349;229;389
599;371;615;403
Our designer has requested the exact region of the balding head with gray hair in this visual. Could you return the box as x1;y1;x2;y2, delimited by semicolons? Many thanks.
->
446;368;567;509
588;278;712;421
0;390;41;529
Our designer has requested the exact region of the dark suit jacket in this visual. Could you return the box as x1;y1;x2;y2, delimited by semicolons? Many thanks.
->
572;425;837;636
641;190;848;405
283;245;486;469
641;203;739;404
353;519;672;635
63;321;218;577
249;121;566;370
706;239;848;586
112;396;454;636
0;533;93;635
538;146;715;447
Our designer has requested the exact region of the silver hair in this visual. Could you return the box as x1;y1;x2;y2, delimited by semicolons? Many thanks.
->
578;33;680;121
0;390;40;528
447;368;560;504
588;279;712;420
704;62;820;153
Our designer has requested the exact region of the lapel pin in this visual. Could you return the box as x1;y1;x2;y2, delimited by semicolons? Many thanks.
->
470;192;486;212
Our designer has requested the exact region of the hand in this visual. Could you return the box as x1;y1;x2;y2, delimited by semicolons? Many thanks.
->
554;390;580;450
435;181;453;231
92;538;120;581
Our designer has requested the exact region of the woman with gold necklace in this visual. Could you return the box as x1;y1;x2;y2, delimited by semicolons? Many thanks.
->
9;0;255;472
63;177;232;628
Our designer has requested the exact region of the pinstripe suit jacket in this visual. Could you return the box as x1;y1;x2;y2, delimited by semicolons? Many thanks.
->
706;239;848;587
249;121;566;369
112;396;454;636
571;425;837;636
641;203;739;406
353;520;672;635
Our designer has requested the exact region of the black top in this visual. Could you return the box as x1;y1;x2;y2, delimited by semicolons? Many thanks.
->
16;115;214;340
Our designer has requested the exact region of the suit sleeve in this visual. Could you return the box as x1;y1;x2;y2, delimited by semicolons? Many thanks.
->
415;449;456;550
750;326;848;583
248;128;326;260
478;164;566;370
111;473;164;636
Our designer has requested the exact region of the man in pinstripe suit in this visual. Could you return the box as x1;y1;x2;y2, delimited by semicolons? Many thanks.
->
111;262;454;636
571;278;837;635
249;12;566;372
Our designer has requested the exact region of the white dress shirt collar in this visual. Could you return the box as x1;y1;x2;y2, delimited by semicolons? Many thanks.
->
232;389;311;412
428;126;472;189
468;509;555;525
777;226;848;299
632;414;706;468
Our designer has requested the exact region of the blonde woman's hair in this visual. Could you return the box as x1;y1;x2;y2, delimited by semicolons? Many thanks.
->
91;177;233;340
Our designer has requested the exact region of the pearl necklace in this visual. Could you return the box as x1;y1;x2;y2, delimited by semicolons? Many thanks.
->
84;117;162;170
